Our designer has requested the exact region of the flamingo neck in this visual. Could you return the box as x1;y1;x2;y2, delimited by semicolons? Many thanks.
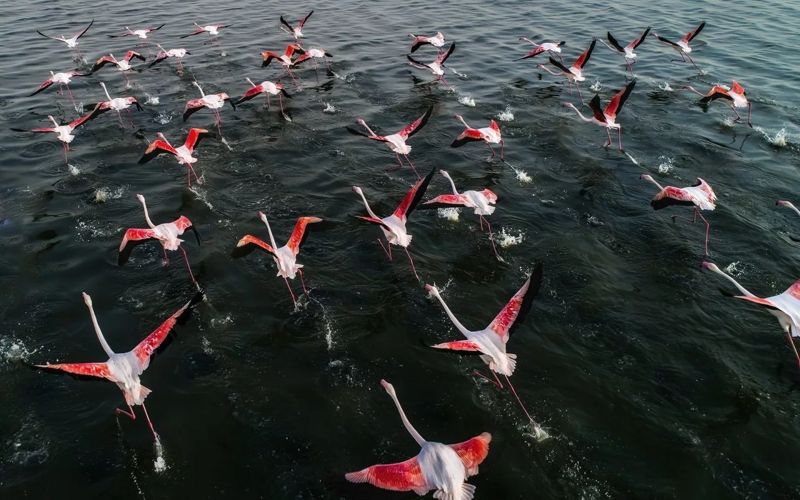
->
456;116;470;129
566;104;593;123
710;266;756;297
356;190;380;220
193;81;205;97
386;390;426;446
596;39;617;52
86;302;115;356
432;292;472;338
539;65;562;76
441;171;459;195
643;176;665;191
139;198;157;229
683;86;703;96
359;121;378;137
261;214;280;250
48;116;59;127
100;82;111;101
786;203;800;218
520;37;538;47
245;77;256;87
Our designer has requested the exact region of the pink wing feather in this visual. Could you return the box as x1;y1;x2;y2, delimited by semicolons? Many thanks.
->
345;457;428;494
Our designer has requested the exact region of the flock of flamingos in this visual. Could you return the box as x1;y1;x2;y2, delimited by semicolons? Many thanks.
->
13;10;800;500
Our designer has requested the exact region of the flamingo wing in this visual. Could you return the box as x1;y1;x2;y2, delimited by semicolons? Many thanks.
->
393;167;436;221
451;128;485;148
699;86;733;103
133;289;205;369
488;262;543;342
406;54;427;68
733;295;779;309
119;228;157;252
69;103;104;129
36;362;116;381
604;79;637;119
628;26;651;49
138;140;178;164
345;457;428;495
10;127;55;134
174;216;201;245
731;80;746;96
430;340;483;352
76;19;94;39
235;85;266;105
355;216;392;231
397;106;433;140
346;127;386;141
681;21;706;44
547;56;571;74
298;10;313;28
125;50;146;62
587;95;607;123
183;99;207;121
649;187;696;210
28;78;55;96
286;216;323;255
236;235;278;257
410;37;428;53
36;31;64;42
420;194;468;209
180;28;205;38
150;24;165;32
184;128;213;152
516;46;546;61
148;53;170;68
292;52;313;66
279;15;294;32
107;31;133;38
606;32;626;52
261;51;282;67
437;41;456;65
653;34;680;48
449;433;492;477
572;39;596;70
90;56;117;73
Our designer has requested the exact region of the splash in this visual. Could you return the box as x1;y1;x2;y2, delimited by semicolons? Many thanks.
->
658;82;674;92
201;337;214;355
68;164;81;176
448;66;467;78
323;103;336;113
724;261;741;276
657;156;674;174
757;127;789;147
437;207;460;221
1;337;37;365
496;106;514;122
586;214;604;226
526;422;550;442
458;95;476;107
589;80;602;92
154;439;167;472
189;186;214;210
154;111;174;125
507;163;531;184
497;228;524;248
93;187;124;204
144;93;160;105
721;117;735;128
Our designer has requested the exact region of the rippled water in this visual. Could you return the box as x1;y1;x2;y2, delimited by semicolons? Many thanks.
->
2;0;800;498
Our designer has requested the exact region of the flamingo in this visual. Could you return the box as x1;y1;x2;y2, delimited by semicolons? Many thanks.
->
683;80;752;127
181;23;231;55
702;261;800;373
138;128;213;187
280;11;313;44
261;44;306;88
425;262;544;431
562;79;636;151
595;26;651;76
407;42;456;89
292;48;334;73
90;82;142;129
346;106;433;178
408;31;445;54
10;106;102;163
235;77;292;117
35;289;204;442
516;37;565;62
421;170;499;257
346;379;491;500
235;213;323;305
28;70;91;109
352;168;436;280
108;24;165;53
651;21;705;72
37;19;93;56
90;51;146;84
183;81;235;136
641;174;716;255
119;194;202;287
451;115;504;161
148;44;191;72
537;39;596;104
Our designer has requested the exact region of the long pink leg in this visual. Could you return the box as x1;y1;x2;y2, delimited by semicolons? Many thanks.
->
179;246;197;285
747;103;753;128
163;246;170;265
670;52;687;64
187;164;201;185
116;403;136;420
65;85;77;109
116;110;125;129
403;154;421;179
178;59;184;73
126;108;135;129
386;151;404;171
481;216;500;258
487;143;496;159
58;83;64;96
687;55;702;72
576;82;584;104
505;375;540;427
785;328;800;375
298;269;309;297
404;246;419;279
62;142;69;163
213;109;222;136
500;140;505;161
214;37;225;55
730;106;743;124
604;128;613;148
284;277;297;304
672;208;710;255
325;56;331;70
140;402;159;441
565;80;573;95
472;369;503;389
617;127;624;151
286;68;300;89
377;238;392;260
438;76;453;90
626;59;634;77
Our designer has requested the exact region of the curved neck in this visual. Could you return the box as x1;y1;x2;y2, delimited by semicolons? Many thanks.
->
156;43;166;54
245;77;256;87
643;176;665;191
785;203;800;218
456;116;470;129
520;37;538;47
86;301;115;356
683;86;703;96
709;266;756;297
441;171;459;195
386;390;426;446
261;214;280;249
156;132;172;148
100;82;111;100
359;121;377;137
596;38;617;52
139;197;156;228
193;81;205;97
539;65;562;76
566;104;593;123
48;116;59;127
356;190;380;219
432;292;472;337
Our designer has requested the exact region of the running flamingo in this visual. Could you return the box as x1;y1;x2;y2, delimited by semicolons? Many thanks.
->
595;26;651;76
683;80;752;127
422;170;499;257
138;128;213;186
91;82;142;129
537;39;596;103
119;194;202;286
451;115;504;161
641;174;716;255
425;262;545;433
37;19;93;56
28;70;91;109
702;261;800;373
261;44;306;88
280;11;313;43
346;106;433;178
408;31;445;54
352;168;436;280
562;79;636;151
516;37;565;62
651;21;705;72
345;379;491;500
35;289;204;442
292;48;334;73
407;42;456;89
183;81;235;135
235;212;323;305
90;51;146;84
235;77;292;117
149;44;191;72
11;106;102;163
108;24;165;53
181;23;231;55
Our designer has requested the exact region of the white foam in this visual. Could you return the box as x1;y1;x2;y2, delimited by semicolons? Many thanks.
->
589;80;602;92
757;127;789;147
94;187;123;204
448;66;467;78
458;95;476;107
154;440;167;472
658;82;674;92
190;186;214;210
144;93;160;105
527;422;550;442
657;156;674;174
497;228;524;248
724;261;741;276
437;207;460;221
323;103;336;113
1;337;37;365
201;337;214;355
496;106;514;122
68;164;81;176
586;215;604;226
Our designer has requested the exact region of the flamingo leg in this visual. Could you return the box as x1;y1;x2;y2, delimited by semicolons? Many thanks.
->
116;110;125;129
564;79;573;95
177;58;184;73
670;51;687;64
179;246;198;286
604;128;613;148
265;94;271;110
438;76;453;90
575;82;584;104
116;403;136;420
187;163;201;185
617;127;624;152
163;247;170;265
214;36;225;56
284;277;297;304
481;216;500;258
626;59;634;77
126;108;135;129
785;327;800;375
140;402;160;441
487;143;496;159
505;375;540;428
672;208;711;255
377;238;392;260
298;269;309;297
404;246;419;280
213;109;222;136
62;142;69;164
403;154;421;179
500;140;505;161
58;83;64;96
286;68;301;89
472;369;503;389
687;55;702;72
386;151;404;171
747;103;753;128
66;85;77;109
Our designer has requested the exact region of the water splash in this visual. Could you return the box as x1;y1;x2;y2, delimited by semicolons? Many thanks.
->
68;164;81;176
658;82;674;92
526;422;550;442
756;127;789;147
144;93;160;105
657;156;674;174
497;227;524;248
154;111;175;124
589;80;602;92
189;186;214;210
724;261;742;276
496;106;514;122
448;66;467;78
323;103;336;113
93;187;124;203
458;95;476;107
437;207;460;221
1;337;37;366
507;163;531;184
154;439;167;472
586;214;604;226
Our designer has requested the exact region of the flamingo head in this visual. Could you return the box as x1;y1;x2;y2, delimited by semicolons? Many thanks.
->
640;174;653;181
258;211;269;224
424;284;441;298
136;194;145;203
274;83;284;90
777;200;794;208
380;379;396;397
82;292;92;307
453;114;462;120
701;261;720;272
352;186;363;195
355;118;366;126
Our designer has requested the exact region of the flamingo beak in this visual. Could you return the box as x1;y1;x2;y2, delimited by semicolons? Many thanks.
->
701;261;718;271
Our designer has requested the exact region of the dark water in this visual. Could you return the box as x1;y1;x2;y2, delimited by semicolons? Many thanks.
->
2;0;800;498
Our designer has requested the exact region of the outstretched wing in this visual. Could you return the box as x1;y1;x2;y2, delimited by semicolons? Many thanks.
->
393;167;436;221
261;51;282;67
355;216;392;231
573;39;596;70
699;86;733;103
138;140;178;164
125;50;146;62
437;42;456;65
91;55;117;73
421;194;468;209
133;289;205;369
184;128;213;152
298;10;313;28
628;26;651;49
235;235;277;257
653;34;680;48
449;433;492;477
235;85;266;105
180;28;205;38
36;362;115;381
76;19;94;39
604;79;636;119
345;457;428;495
280;15;294;32
183;99;207;121
119;228;156;252
548;56;571;74
516;46;546;61
430;340;483;352
606;32;625;52
28;78;55;96
148;53;170;67
174;216;201;245
488;262;543;343
587;95;606;123
682;21;706;44
397;106;433;140
287;216;322;255
70;103;104;129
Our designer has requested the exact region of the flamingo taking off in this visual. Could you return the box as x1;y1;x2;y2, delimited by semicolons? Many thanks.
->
562;79;636;151
353;168;436;280
90;51;146;84
345;379;491;500
595;26;651;76
119;194;202;286
183;81;235;136
261;44;306;88
516;37;565;62
91;81;142;129
651;21;706;72
451;115;504;161
421;170;499;257
641;174;716;255
425;262;544;432
11;106;102;163
408;31;446;54
407;42;456;89
35;289;204;442
537;39;596;104
181;23;231;55
235;213;323;305
235;77;292;118
280;11;313;43
346;106;434;178
683;80;752;127
138;128;213;186
37;19;93;56
702;261;800;373
28;70;91;109
292;48;334;73
108;24;165;53
149;44;191;72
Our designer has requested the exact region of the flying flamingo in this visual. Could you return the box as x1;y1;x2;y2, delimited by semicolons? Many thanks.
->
421;170;499;257
37;19;94;57
408;31;445;54
292;48;334;74
651;21;706;72
516;37;565;62
183;81;235;135
119;194;202;287
108;24;165;53
148;44;191;72
352;168;436;280
702;261;800;373
91;82;142;129
181;23;232;55
595;26;651;76
641;174;716;255
683;80;752;127
407;42;456;89
11;107;102;163
451;115;504;161
425;262;545;433
35;289;204;442
562;79;636;151
138;128;213;186
280;11;313;44
261;44;306;88
235;77;292;117
235;212;323;305
537;39;596;104
28;70;91;109
90;51;146;84
345;379;491;500
346;106;433;178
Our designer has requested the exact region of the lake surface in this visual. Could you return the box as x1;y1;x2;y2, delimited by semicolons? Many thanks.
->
2;0;800;498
